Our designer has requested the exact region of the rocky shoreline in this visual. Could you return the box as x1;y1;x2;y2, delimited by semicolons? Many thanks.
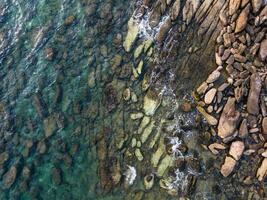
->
195;0;267;182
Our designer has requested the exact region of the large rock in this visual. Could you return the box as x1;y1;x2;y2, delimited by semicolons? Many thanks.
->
247;73;262;115
155;17;172;43
221;156;236;177
3;166;17;189
229;0;241;15
235;4;250;33
229;141;245;160
218;98;240;138
259;39;267;61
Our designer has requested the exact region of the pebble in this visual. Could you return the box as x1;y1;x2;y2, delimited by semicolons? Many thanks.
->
206;70;221;83
229;141;245;160
204;88;217;104
235;4;250;33
221;156;236;177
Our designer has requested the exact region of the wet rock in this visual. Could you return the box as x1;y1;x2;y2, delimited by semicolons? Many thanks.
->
170;0;180;21
2;165;17;189
130;112;144;120
110;54;122;70
196;82;208;95
37;140;47;154
123;17;139;52
123;88;131;101
22;166;31;180
221;156;236;177
229;0;241;15
206;70;221;83
235;4;250;33
43;115;57;138
229;141;245;160
259;39;267;61
88;70;96;88
110;157;121;185
143;90;161;116
0;151;9;165
239;119;248;138
180;101;192;112
51;167;62;185
257;158;267;181
247;73;262;115
104;84;118;112
155;17;172;43
43;47;54;61
218;97;240;138
64;15;75;26
144;173;154;190
204;88;217;105
196;106;218;125
135;148;143;161
262;117;267;134
157;155;173;177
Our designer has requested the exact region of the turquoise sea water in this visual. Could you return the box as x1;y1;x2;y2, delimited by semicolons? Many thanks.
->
0;0;134;199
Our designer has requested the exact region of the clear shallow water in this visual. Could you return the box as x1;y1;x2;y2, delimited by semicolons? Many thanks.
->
0;0;134;199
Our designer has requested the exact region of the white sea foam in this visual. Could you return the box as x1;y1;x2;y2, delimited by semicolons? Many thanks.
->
124;165;137;185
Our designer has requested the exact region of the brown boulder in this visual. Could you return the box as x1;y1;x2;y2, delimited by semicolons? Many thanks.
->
235;4;250;33
229;0;241;15
239;119;248;138
247;73;262;115
218;97;240;138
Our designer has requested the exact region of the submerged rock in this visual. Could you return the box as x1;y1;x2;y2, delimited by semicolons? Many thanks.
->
123;17;139;52
143;90;161;116
218;98;240;139
247;73;262;115
3;165;17;189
